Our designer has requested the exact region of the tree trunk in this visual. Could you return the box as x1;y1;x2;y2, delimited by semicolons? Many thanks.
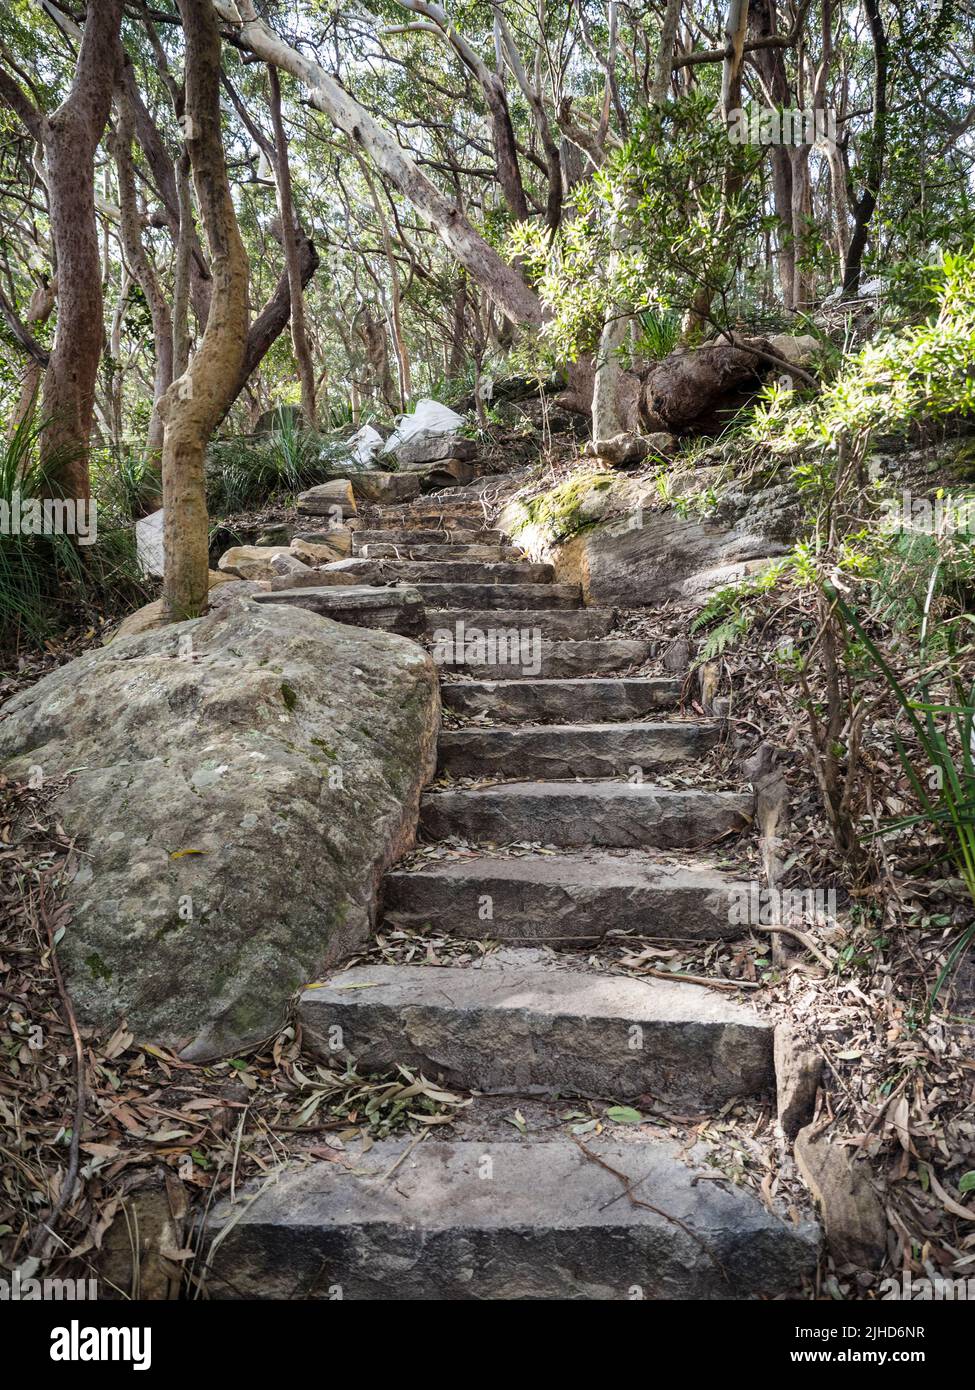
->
358;308;398;413
114;88;174;455
398;1;528;221
749;0;797;308
495;12;563;231
843;0;887;295
121;45;212;326
160;0;249;622
592;313;628;440
448;278;468;377
7;279;56;440
357;154;411;408
680;0;750;337
593;0;686;437
267;64;317;427
212;0;543;328
720;0;751;120
172;151;194;378
790;146;814;310
651;0;683;105
40;0;124;498
222;224;319;420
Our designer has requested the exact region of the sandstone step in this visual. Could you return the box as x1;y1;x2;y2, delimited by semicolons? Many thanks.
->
435;640;653;682
440;675;680;719
378;501;490;525
206;1133;818;1299
427;608;615;640
419;782;753;848
252;583;425;636
298;954;772;1105
355;542;517;562
437;721;721;779
349;472;419;504
319;558;554;586
383;852;746;941
373;514;493;533
353;528;504;547
415;584;581;611
413;460;479;491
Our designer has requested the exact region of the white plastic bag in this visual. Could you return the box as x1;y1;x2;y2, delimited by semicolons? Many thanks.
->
382;398;465;454
346;424;385;468
135;507;165;577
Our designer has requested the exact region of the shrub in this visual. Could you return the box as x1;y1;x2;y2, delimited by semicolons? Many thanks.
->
0;420;147;652
206;414;348;515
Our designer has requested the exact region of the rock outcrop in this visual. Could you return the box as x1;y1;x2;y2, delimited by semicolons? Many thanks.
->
0;602;439;1060
503;475;800;608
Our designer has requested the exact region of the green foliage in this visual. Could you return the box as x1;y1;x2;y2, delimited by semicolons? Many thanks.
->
868;524;975;641
91;449;161;526
0;419;146;651
690;559;790;661
750;248;975;454
508;95;770;361
633;308;681;362
510;472;615;543
206;417;347;516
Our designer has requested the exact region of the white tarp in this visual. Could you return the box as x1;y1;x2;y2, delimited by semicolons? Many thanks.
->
346;424;385;468
382;398;464;454
136;506;165;577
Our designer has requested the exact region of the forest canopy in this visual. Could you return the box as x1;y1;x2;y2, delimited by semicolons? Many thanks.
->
0;0;971;630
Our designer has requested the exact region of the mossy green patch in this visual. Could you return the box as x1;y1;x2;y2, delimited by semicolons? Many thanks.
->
511;471;615;543
85;951;113;982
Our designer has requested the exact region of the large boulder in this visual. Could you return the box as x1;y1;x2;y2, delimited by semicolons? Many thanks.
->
640;339;774;434
414;459;479;491
218;545;294;580
253;404;304;435
289;532;352;565
217;531;352;581
0;603;440;1060
135;507;165;578
504;477;799;607
551;508;790;607
394;431;478;469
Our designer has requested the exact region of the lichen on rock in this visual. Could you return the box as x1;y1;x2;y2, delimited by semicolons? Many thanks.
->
0;601;440;1060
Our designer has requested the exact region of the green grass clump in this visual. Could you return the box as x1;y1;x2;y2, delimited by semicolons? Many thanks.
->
0;419;147;653
207;409;349;515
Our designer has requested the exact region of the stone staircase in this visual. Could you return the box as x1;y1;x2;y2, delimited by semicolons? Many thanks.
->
210;485;819;1300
